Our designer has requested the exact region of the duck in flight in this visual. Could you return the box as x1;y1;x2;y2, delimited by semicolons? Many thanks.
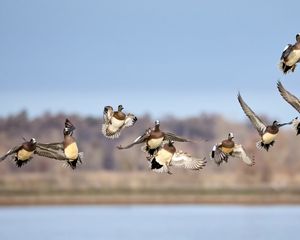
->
0;137;67;167
37;119;83;169
210;133;254;166
279;33;300;74
102;105;137;139
238;93;292;151
117;120;192;158
0;138;38;167
149;140;206;174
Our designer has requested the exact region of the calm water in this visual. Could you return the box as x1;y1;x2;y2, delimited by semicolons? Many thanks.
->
0;205;299;240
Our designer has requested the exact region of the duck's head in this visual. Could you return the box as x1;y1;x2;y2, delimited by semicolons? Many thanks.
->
30;138;37;145
296;33;300;42
168;140;175;147
154;120;160;130
63;127;72;136
118;105;124;112
272;120;279;126
64;119;76;135
228;132;234;140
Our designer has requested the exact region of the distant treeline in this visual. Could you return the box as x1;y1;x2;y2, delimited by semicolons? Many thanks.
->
0;110;299;191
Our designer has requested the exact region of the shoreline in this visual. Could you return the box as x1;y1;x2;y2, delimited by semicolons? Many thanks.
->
1;192;300;206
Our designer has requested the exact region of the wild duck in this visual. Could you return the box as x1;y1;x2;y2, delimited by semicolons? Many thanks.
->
210;133;254;166
238;93;291;151
37;119;83;169
279;33;300;74
149;140;206;174
117;120;192;158
102;105;137;139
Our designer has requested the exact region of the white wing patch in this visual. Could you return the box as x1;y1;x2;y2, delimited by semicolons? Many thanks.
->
171;151;206;170
123;113;137;128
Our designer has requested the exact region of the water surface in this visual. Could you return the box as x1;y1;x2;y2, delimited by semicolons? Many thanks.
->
0;205;299;240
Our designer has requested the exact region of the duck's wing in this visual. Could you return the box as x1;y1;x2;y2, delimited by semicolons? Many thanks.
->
35;147;69;161
210;144;228;165
281;44;293;60
238;93;266;135
164;132;192;142
117;129;151;150
0;145;22;161
123;113;138;128
277;81;300;113
232;144;255;166
170;151;206;170
103;106;114;123
36;142;64;151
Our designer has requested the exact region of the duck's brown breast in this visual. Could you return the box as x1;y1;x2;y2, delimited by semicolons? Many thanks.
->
266;126;279;134
113;112;126;120
221;140;234;154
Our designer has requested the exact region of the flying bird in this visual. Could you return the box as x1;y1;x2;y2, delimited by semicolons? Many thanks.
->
37;119;83;169
210;133;254;166
277;81;300;134
279;33;300;74
102;105;137;139
0;138;38;167
149;140;206;174
117;120;192;158
0;137;63;167
238;93;291;151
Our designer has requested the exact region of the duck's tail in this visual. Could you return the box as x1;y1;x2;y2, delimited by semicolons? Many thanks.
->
14;157;31;168
279;61;295;74
256;141;274;151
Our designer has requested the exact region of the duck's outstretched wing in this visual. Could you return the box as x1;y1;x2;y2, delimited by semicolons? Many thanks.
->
123;113;138;128
0;145;22;162
232;144;255;166
210;144;228;165
35;147;69;161
164;132;191;142
170;151;206;170
277;81;300;113
103;106;114;123
238;93;266;135
37;142;64;151
117;129;151;150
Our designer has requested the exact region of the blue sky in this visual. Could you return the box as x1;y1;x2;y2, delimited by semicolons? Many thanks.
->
1;0;300;121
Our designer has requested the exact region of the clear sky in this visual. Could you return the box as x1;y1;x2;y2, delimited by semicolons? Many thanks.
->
1;0;300;121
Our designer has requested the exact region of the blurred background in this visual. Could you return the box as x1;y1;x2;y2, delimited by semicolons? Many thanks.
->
1;0;300;239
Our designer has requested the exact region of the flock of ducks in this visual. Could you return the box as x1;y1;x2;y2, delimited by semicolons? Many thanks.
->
1;33;300;174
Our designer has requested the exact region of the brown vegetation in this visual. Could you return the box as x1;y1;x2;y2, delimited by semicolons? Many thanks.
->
0;111;300;204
